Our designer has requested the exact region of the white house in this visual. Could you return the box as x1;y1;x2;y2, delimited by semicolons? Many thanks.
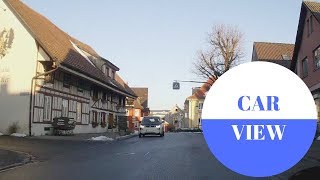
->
164;105;186;129
0;0;136;136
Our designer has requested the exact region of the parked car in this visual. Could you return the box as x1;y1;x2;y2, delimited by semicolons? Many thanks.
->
139;116;164;138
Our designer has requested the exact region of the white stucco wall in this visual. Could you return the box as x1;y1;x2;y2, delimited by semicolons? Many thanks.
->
0;0;38;135
188;100;203;128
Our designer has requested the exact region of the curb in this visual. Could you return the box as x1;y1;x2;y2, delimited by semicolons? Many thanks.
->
0;150;33;172
115;133;138;141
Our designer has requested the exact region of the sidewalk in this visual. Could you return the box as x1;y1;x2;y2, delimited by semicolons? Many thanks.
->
28;131;138;142
0;149;32;171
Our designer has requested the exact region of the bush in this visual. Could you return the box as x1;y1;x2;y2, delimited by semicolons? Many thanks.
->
8;122;20;134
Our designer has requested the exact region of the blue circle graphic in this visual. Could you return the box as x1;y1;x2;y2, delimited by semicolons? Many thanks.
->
201;62;318;177
202;119;317;177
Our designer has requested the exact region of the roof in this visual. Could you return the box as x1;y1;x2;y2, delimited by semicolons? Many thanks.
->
253;42;294;61
170;105;183;113
291;1;320;70
133;100;144;110
304;1;320;20
187;78;215;100
131;88;148;109
115;74;137;97
5;0;134;97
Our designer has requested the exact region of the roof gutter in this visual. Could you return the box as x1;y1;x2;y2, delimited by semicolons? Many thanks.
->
29;65;59;136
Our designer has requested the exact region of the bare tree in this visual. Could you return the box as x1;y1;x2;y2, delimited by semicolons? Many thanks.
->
193;24;244;83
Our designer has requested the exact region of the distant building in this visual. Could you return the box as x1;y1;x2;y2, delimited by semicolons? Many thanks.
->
164;105;186;129
192;87;201;95
252;42;294;69
185;78;215;129
132;88;150;116
115;75;142;131
149;110;170;119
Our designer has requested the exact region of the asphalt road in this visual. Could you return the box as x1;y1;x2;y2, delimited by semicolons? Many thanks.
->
0;133;318;180
0;133;256;180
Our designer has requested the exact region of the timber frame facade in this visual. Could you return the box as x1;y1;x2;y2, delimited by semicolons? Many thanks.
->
0;0;136;136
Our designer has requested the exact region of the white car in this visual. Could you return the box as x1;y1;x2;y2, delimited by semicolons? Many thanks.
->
139;116;165;138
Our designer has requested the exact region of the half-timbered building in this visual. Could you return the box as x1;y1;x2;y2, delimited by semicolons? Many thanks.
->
0;0;136;136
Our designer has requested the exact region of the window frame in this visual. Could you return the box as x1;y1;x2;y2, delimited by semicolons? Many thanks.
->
92;89;99;100
198;102;204;110
63;73;71;88
43;95;52;122
307;18;310;37
313;45;320;70
92;110;98;123
62;99;69;117
302;57;309;78
76;102;82;123
311;15;314;33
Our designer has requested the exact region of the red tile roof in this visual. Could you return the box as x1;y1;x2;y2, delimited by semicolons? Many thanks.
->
187;78;215;100
253;42;294;61
131;88;148;109
5;0;134;96
304;1;320;20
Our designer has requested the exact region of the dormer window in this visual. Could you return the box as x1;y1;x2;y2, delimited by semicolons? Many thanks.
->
111;71;115;79
102;65;106;74
101;65;110;77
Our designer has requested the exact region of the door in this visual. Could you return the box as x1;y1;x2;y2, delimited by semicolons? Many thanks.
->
108;113;114;129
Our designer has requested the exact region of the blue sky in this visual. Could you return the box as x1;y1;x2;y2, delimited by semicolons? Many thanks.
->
23;0;304;110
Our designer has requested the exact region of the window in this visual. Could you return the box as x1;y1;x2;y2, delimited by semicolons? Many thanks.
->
102;65;106;74
62;99;69;117
101;112;106;123
92;89;99;100
81;103;89;124
314;47;320;69
282;54;290;60
134;109;140;117
43;96;52;121
102;92;107;102
198;103;203;110
112;71;115;79
63;74;71;88
76;102;82;123
307;16;314;37
311;16;314;33
302;58;308;78
307;19;310;37
77;80;84;93
92;111;98;123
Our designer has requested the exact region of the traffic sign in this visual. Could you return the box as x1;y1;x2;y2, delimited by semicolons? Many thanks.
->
173;82;180;90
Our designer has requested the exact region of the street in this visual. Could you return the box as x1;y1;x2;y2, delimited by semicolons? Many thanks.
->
0;133;266;180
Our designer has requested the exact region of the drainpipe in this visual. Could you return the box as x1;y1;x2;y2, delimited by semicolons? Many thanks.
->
28;65;59;136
